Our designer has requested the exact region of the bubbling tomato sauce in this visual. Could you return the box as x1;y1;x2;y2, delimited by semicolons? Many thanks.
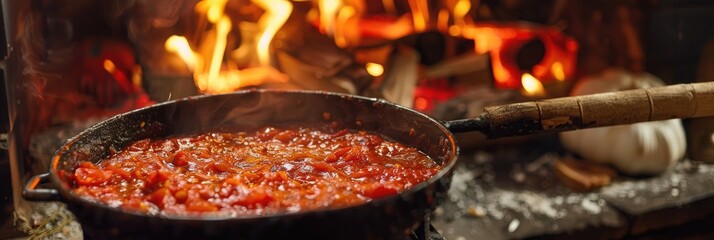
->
71;126;442;216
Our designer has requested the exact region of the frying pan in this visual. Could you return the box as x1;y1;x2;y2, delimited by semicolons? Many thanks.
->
23;82;714;239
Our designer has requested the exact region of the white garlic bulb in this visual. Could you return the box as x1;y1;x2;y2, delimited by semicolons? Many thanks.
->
559;69;686;175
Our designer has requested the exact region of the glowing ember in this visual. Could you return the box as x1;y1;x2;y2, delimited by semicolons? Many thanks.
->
551;61;566;81
491;54;511;85
102;59;132;93
461;25;577;89
365;62;384;77
103;59;117;73
463;27;502;55
414;97;429;112
437;9;450;33
521;73;545;97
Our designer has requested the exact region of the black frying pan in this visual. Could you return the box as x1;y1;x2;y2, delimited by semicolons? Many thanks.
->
23;82;714;239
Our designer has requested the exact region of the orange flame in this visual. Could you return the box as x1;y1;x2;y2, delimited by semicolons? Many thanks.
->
165;0;290;93
253;0;293;65
407;0;429;32
452;0;471;26
204;17;232;92
315;0;363;48
334;5;357;48
304;0;577;91
551;61;565;81
165;35;198;71
437;9;450;33
317;0;342;35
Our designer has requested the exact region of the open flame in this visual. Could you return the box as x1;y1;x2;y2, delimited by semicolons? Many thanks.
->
162;0;576;95
309;0;577;91
165;0;289;93
407;0;430;32
452;0;471;27
317;0;342;36
165;36;197;71
313;0;363;48
253;0;293;65
462;25;577;89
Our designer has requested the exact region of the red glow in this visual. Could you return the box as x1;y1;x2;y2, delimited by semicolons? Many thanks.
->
465;24;578;89
491;52;512;87
414;97;430;112
413;78;456;113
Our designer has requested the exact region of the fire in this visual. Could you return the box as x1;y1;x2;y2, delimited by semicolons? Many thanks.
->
461;24;577;89
463;26;503;55
382;0;397;15
491;54;510;84
205;17;232;91
317;0;342;35
437;9;450;33
551;61;565;81
365;62;384;77
253;0;293;65
521;73;545;97
164;36;197;71
303;0;576;92
413;97;429;112
195;0;228;22
165;0;290;93
452;0;471;26
407;0;430;32
334;6;357;48
313;0;363;48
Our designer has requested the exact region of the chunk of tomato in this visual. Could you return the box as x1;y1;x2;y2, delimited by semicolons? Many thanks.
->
362;184;398;199
74;167;110;186
186;199;218;212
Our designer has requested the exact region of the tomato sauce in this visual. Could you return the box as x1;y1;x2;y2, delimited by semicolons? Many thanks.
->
71;126;442;216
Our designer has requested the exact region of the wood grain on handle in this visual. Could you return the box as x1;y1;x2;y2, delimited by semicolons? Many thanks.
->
482;82;714;138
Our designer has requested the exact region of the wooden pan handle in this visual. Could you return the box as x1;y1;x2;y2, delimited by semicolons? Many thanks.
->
482;82;714;138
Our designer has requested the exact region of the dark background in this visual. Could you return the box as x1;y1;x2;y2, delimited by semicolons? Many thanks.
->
0;2;21;237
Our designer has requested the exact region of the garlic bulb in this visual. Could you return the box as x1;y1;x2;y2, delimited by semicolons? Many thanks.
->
559;69;686;175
